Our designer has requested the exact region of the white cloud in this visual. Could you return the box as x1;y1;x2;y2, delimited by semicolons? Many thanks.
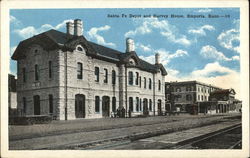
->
189;62;240;99
136;43;152;52
196;8;212;13
188;25;215;36
10;15;21;26
217;29;240;53
13;19;73;39
87;25;116;48
139;49;188;66
125;18;191;46
200;45;239;61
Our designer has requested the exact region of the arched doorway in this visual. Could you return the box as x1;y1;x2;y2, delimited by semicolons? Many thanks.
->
157;99;162;116
102;96;110;117
33;95;40;115
75;94;85;118
143;98;148;115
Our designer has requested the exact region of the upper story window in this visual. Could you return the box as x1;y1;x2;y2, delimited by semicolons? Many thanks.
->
149;78;152;89
128;71;133;85
76;45;84;52
49;61;52;79
112;70;116;85
186;86;191;91
176;87;181;92
158;80;161;91
198;95;200;101
35;64;39;81
104;68;108;83
77;62;83;79
144;77;146;89
186;94;192;101
139;76;141;87
22;68;26;82
95;67;99;82
135;72;139;85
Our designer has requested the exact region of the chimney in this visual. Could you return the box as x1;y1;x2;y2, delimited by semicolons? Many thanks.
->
155;52;160;64
126;38;135;52
74;19;83;36
66;21;74;35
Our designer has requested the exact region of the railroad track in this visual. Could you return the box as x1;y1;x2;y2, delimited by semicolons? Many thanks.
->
67;123;242;150
172;124;242;149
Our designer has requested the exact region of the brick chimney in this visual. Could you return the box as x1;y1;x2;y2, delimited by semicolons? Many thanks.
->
126;38;135;52
74;19;83;36
66;21;74;35
155;52;160;65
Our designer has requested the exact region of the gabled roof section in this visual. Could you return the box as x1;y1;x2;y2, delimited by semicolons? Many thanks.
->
11;29;168;75
211;88;236;95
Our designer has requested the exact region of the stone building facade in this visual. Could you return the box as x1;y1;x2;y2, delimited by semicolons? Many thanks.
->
165;81;221;114
12;19;167;120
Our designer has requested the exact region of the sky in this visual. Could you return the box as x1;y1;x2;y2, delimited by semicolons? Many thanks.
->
9;8;241;98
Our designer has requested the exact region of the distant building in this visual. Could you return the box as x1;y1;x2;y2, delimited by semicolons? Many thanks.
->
11;19;167;120
199;89;242;114
165;81;221;114
8;74;17;116
165;81;241;114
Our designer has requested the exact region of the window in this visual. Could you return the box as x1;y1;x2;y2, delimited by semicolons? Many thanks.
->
49;94;53;114
129;97;133;112
149;99;152;111
23;97;26;114
95;67;99;82
176;88;181;92
198;95;200;101
201;95;203;101
49;61;52;79
104;68;108;83
149;78;152;89
128;71;133;85
22;68;26;82
77;46;83;51
186;95;192;101
139;76;141;87
136;97;139;112
166;94;170;101
35;64;39;81
112;97;116;112
144;77;146;88
95;96;100;112
135;72;139;85
77;62;83;79
112;70;116;85
186;86;191;91
139;99;142;111
158;80;161;91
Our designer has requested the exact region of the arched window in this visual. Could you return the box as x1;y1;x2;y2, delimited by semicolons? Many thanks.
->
77;62;83;79
112;70;116;85
128;71;133;85
95;96;100;112
35;64;39;81
144;77;146;89
139;98;142;111
112;97;116;112
139;76;141;87
49;61;52;79
186;94;192;101
149;78;152;89
158;80;161;91
95;67;99;82
149;99;152;111
135;72;139;85
129;97;133;112
104;68;108;83
136;97;139;112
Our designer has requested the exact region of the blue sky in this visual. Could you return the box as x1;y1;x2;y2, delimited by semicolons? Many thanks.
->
9;8;241;97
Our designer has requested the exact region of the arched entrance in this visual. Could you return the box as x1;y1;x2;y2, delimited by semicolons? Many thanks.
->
33;95;40;115
102;96;110;117
75;94;85;118
143;98;148;115
157;99;162;116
